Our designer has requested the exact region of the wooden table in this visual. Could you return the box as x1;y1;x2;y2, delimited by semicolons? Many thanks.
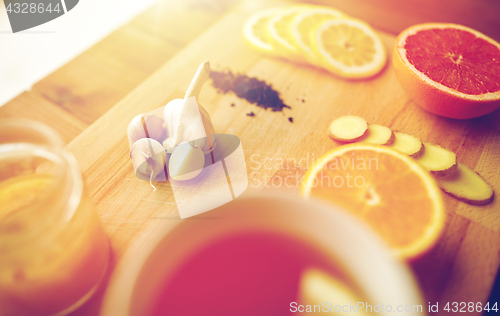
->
1;0;500;315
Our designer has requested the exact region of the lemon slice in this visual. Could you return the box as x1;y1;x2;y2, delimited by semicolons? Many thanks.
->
0;174;54;219
299;269;368;315
266;5;312;61
243;7;282;55
310;18;387;79
290;7;346;64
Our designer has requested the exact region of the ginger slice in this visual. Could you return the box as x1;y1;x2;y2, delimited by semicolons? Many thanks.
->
416;142;457;177
356;124;395;145
437;163;494;205
388;132;424;158
328;115;368;142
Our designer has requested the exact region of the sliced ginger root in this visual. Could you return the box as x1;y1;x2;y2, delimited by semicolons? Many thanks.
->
388;132;424;158
356;124;395;145
328;115;368;142
437;163;494;205
416;143;457;177
326;115;494;205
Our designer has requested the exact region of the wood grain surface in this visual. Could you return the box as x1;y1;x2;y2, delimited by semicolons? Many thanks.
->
309;0;500;43
0;0;238;138
1;0;500;315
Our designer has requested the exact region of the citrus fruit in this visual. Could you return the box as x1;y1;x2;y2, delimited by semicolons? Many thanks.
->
243;7;282;55
266;5;312;61
0;174;54;219
290;7;346;64
393;23;500;119
299;269;367;314
300;144;444;259
309;18;387;79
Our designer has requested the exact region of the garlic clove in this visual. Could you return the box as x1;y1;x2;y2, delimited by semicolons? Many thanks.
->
162;98;183;151
197;102;215;151
144;113;167;142
130;138;166;181
162;98;215;153
127;113;167;148
163;96;215;152
127;114;146;148
163;61;216;153
168;141;205;181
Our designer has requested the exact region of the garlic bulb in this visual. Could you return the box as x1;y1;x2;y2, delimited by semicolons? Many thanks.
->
163;61;215;153
130;138;166;183
127;113;167;148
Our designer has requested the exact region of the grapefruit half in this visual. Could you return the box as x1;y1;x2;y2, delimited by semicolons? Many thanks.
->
393;23;500;119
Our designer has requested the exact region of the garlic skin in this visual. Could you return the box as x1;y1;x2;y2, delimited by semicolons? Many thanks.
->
127;113;167;148
162;96;215;152
130;138;166;180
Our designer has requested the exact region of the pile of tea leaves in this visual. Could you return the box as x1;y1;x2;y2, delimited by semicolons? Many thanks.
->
210;70;291;112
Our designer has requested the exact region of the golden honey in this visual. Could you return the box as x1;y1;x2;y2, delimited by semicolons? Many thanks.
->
0;120;109;316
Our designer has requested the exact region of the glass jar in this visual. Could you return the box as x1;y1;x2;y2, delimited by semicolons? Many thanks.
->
0;119;110;316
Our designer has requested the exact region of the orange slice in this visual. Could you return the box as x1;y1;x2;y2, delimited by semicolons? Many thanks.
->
310;18;387;79
300;144;444;259
243;7;282;55
393;23;500;119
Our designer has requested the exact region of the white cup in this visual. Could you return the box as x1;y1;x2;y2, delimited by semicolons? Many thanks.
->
101;193;425;316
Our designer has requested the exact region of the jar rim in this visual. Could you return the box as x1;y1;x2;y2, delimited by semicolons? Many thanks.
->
0;118;65;150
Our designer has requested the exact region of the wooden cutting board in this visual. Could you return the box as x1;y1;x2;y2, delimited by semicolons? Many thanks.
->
64;0;500;314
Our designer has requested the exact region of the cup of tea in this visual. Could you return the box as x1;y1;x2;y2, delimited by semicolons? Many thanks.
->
101;193;425;316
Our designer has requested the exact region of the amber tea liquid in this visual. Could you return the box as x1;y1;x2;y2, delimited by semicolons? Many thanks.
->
150;231;356;316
